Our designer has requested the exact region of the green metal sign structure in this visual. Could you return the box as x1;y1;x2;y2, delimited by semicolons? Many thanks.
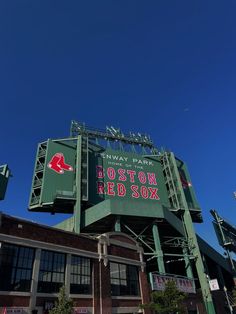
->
89;148;170;207
29;139;77;213
0;164;10;201
28;120;216;314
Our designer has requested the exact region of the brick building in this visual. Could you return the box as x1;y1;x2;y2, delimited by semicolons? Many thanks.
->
1;213;234;314
0;213;151;314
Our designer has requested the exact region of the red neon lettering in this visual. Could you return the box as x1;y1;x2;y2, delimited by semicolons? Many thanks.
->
147;172;157;185
96;165;104;178
117;183;126;197
107;182;115;195
107;167;116;180
148;187;159;200
97;181;105;194
138;171;147;184
141;186;148;199
127;170;136;182
118;168;127;181
131;185;140;198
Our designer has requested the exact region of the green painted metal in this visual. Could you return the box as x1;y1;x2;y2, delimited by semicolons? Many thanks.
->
27;122;231;314
0;164;10;200
29;139;76;213
183;246;194;280
74;136;82;233
152;223;165;273
70;120;154;149
168;152;216;314
197;235;231;272
211;209;236;256
54;216;74;231
89;148;170;208
175;157;202;215
114;216;121;232
81;198;185;235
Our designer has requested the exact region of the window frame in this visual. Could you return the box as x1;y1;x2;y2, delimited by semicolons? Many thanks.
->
37;249;66;293
110;262;140;296
0;243;35;292
70;255;92;295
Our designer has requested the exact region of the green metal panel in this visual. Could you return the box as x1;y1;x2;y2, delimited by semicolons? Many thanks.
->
88;148;170;208
0;165;10;200
175;157;202;222
74;136;82;233
29;139;76;212
81;198;185;235
169;152;216;314
54;216;74;232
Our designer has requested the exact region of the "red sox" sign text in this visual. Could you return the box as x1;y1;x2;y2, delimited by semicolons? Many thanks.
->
96;166;160;201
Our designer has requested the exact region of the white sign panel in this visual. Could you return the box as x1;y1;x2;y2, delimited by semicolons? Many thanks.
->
209;279;219;291
151;273;196;294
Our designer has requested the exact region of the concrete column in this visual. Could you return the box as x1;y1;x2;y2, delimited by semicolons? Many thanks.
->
65;253;71;296
29;248;41;311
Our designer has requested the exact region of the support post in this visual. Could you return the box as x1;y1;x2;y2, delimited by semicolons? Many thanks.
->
183;246;194;279
114;216;121;232
74;136;82;233
152;223;165;273
169;152;216;314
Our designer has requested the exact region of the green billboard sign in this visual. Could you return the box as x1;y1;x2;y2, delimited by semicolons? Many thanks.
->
88;149;170;208
175;157;201;211
29;140;76;212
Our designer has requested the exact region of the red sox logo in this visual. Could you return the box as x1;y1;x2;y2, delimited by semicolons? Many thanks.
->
47;153;73;174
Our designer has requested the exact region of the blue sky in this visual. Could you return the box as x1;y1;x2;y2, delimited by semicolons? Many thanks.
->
1;0;236;255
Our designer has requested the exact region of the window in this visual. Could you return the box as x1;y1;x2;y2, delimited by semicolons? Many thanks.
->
38;250;66;293
70;255;91;294
110;262;140;296
0;243;34;292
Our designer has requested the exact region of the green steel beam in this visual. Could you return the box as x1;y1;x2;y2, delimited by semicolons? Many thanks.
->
183;246;194;280
169;152;216;314
74;136;82;233
152;223;165;273
114;216;121;232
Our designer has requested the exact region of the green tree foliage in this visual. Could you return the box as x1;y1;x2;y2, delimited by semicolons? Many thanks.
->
141;280;187;314
49;286;73;314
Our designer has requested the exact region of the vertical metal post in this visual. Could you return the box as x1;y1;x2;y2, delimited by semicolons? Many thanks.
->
152;223;165;273
183;246;194;280
74;136;82;233
169;153;216;314
114;216;121;232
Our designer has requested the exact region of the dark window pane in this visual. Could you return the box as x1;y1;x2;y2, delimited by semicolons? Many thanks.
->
70;256;91;294
0;243;34;292
38;250;65;293
110;262;140;296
